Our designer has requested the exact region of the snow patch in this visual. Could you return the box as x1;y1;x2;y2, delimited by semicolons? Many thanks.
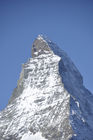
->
72;110;76;115
21;132;47;140
34;52;38;55
81;117;85;123
75;101;79;108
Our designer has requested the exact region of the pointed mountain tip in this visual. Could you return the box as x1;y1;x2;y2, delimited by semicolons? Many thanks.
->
36;34;52;43
31;35;52;58
37;34;44;40
31;35;62;58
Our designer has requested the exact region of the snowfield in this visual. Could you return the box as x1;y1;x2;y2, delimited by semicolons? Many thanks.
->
21;132;47;140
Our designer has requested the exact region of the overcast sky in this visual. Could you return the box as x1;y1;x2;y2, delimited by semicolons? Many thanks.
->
0;0;93;110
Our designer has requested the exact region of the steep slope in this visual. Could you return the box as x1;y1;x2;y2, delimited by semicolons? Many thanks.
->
0;35;93;140
41;36;93;140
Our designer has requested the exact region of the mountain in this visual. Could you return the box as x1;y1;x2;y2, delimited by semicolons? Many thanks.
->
0;35;93;140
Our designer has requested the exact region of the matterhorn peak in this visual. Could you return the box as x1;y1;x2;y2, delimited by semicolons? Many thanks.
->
0;36;93;140
37;34;51;42
37;34;46;40
32;35;53;58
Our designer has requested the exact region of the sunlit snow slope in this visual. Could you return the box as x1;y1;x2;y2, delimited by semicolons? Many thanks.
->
0;35;93;140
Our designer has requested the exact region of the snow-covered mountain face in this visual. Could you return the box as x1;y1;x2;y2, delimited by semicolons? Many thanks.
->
0;35;93;140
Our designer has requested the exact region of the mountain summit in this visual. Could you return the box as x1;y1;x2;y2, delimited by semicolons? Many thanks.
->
0;35;93;140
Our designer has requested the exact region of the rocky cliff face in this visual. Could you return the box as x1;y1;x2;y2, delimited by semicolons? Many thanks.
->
0;35;93;140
